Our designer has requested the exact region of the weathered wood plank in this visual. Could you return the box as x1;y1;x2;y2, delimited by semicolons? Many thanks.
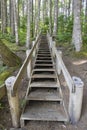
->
31;74;56;79
21;102;68;121
30;81;59;88
0;84;6;99
10;128;27;130
27;89;62;101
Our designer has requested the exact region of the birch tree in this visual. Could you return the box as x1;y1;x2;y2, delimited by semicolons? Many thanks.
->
13;0;19;45
53;0;58;37
26;0;31;48
35;0;41;37
72;0;82;52
10;0;15;36
1;0;7;33
48;0;52;35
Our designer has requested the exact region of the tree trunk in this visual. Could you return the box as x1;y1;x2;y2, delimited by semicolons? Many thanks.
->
85;0;87;22
10;0;15;36
53;0;58;37
68;0;71;16
0;40;22;67
26;0;31;48
1;0;7;33
0;0;1;30
13;0;19;45
31;0;34;38
48;0;52;35
72;0;82;52
35;0;41;37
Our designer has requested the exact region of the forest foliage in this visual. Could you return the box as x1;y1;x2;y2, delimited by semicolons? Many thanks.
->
0;0;87;85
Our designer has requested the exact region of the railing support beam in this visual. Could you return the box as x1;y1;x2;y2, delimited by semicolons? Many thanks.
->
5;76;20;128
69;76;84;124
26;50;31;79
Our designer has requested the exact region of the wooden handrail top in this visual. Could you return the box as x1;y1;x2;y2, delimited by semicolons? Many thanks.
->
47;32;75;93
54;47;75;93
11;32;41;96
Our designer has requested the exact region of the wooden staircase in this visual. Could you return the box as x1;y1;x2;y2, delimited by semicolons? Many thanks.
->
20;35;68;127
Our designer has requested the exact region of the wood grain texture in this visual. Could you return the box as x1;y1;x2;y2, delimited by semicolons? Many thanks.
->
21;102;67;121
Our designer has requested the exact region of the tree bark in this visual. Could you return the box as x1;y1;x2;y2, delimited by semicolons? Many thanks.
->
0;40;22;67
72;0;82;52
13;0;19;45
85;0;87;22
10;0;15;36
53;0;58;37
35;0;41;37
1;0;7;33
48;0;52;35
26;0;31;48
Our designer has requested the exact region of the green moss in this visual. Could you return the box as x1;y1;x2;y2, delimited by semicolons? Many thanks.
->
0;70;11;85
0;67;18;86
72;44;87;58
57;41;87;59
2;39;21;51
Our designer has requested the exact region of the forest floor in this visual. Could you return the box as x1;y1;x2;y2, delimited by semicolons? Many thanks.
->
0;45;87;130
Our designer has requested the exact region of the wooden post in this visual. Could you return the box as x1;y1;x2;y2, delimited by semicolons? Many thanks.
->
26;50;31;79
50;37;52;49
52;41;56;58
69;76;84;124
56;51;62;75
5;76;20;128
32;41;35;57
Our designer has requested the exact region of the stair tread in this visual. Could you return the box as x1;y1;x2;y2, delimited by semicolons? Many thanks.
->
35;60;52;62
30;81;59;88
27;89;62;101
33;69;55;72
21;102;68;121
34;64;53;66
31;74;56;78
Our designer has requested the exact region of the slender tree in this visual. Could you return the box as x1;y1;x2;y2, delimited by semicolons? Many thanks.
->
13;0;19;45
48;0;52;35
85;0;87;22
53;0;58;37
1;0;7;33
35;0;41;37
10;0;15;36
72;0;82;52
26;0;31;48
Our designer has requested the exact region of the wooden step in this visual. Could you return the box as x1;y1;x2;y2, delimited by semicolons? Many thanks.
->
30;81;59;88
34;64;54;69
38;51;51;55
20;101;68;124
26;89;62;101
36;57;52;60
10;128;27;130
34;64;53;66
33;69;55;71
37;54;51;56
38;49;50;51
31;74;56;79
35;61;53;64
35;60;52;62
38;51;50;53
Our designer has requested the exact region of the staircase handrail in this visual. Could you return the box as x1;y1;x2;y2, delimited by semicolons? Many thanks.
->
11;32;41;96
47;32;75;93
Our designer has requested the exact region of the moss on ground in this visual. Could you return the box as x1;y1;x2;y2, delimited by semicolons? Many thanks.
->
0;67;17;86
57;41;87;59
2;39;20;51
